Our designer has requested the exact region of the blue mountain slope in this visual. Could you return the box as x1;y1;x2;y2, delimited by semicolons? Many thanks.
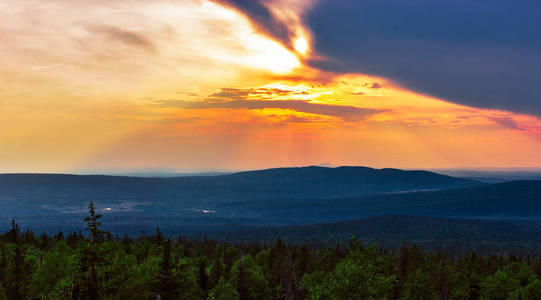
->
0;166;478;207
0;166;485;234
221;180;541;221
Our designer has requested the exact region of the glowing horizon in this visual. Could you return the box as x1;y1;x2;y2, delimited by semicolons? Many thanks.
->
2;0;541;173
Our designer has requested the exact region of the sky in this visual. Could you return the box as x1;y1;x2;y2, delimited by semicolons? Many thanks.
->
1;0;541;173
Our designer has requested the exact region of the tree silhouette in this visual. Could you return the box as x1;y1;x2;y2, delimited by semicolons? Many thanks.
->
153;238;181;299
85;201;105;245
3;220;32;300
81;201;108;300
198;258;209;294
236;260;251;300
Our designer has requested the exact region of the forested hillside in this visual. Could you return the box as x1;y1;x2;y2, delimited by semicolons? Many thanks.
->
2;203;541;299
199;215;541;256
219;180;541;222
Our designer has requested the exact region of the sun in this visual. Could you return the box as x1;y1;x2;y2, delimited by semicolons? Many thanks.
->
294;37;309;55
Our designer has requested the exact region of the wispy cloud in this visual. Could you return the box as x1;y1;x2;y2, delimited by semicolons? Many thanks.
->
489;116;525;131
209;87;310;100
85;25;155;51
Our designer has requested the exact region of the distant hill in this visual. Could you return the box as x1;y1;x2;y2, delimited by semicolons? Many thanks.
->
225;166;478;189
221;180;541;221
434;169;541;183
199;215;541;255
0;166;478;211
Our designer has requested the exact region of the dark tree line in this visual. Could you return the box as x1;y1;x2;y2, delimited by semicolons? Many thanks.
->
2;203;541;299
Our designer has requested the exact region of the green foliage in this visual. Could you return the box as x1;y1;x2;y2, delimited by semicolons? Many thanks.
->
30;241;78;298
2;224;34;300
401;269;438;300
302;249;395;300
231;255;272;300
518;278;541;299
0;283;6;300
481;262;536;300
209;258;225;290
208;278;240;300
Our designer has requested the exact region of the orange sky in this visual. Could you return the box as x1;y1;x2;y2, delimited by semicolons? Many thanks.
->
2;0;541;173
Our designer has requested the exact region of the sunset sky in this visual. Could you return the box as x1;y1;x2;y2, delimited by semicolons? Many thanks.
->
2;0;541;173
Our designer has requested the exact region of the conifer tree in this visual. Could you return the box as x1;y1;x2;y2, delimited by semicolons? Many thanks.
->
269;237;288;287
85;201;105;245
81;201;108;300
296;244;312;276
154;227;164;245
198;258;209;294
9;219;18;243
209;258;224;290
236;260;251;300
153;238;180;299
3;220;32;300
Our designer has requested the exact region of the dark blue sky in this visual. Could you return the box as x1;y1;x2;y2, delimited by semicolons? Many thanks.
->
229;0;541;116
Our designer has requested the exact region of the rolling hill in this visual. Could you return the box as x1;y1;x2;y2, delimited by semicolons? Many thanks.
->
0;166;478;215
4;167;541;238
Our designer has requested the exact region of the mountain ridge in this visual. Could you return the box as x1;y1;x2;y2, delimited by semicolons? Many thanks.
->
0;166;495;235
0;166;480;200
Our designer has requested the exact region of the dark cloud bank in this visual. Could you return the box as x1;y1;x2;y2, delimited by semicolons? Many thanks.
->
228;0;541;116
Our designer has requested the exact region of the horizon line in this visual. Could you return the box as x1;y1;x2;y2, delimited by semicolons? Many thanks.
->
3;165;541;177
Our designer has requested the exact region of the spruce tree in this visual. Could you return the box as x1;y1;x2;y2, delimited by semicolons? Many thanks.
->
209;258;224;290
236;260;251;300
85;201;105;245
81;201;108;300
153;238;180;299
269;237;288;287
198;258;209;294
4;220;32;300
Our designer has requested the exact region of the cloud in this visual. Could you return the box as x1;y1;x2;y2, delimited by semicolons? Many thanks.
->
368;83;382;89
155;99;382;122
217;0;314;46
305;0;541;116
272;114;324;123
489;116;525;131
228;0;541;116
155;117;205;124
215;0;291;42
85;25;154;51
209;87;310;100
